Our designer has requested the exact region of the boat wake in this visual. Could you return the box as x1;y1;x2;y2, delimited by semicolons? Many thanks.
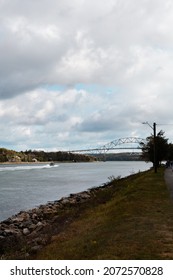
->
0;163;59;172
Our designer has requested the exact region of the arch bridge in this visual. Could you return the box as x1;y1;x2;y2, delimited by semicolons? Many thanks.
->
69;137;145;154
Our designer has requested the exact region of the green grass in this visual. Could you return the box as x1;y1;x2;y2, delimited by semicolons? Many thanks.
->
33;168;173;260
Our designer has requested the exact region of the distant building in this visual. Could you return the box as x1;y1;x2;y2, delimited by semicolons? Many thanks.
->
8;155;21;162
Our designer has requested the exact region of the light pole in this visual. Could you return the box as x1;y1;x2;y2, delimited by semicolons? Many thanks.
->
142;122;157;173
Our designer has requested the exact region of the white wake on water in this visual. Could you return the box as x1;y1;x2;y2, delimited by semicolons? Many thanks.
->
0;163;59;172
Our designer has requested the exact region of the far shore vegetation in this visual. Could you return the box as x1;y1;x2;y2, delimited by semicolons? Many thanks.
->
0;148;96;163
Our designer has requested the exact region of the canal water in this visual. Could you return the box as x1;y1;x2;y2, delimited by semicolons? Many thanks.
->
0;161;152;221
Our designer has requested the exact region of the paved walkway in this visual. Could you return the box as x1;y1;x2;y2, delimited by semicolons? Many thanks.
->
164;168;173;199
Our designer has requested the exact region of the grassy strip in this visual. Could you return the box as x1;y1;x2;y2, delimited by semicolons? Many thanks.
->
35;168;173;259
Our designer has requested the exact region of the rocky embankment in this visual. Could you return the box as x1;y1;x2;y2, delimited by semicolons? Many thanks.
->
0;183;111;259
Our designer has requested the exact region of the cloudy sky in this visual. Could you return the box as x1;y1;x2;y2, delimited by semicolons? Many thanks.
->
0;0;173;152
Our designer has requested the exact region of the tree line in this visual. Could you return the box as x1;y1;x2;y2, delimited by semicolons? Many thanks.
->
0;148;96;163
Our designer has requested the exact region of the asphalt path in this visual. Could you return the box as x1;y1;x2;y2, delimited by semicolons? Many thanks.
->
164;168;173;199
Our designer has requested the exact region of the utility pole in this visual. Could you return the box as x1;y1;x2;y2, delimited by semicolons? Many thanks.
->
153;122;157;173
142;122;157;173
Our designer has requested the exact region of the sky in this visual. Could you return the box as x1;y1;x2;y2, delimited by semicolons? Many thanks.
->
0;0;173;152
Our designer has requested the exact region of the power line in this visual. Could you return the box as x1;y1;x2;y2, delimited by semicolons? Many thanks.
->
157;123;173;126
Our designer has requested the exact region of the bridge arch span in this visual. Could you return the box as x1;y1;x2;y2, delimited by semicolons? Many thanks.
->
69;137;146;153
101;137;145;151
